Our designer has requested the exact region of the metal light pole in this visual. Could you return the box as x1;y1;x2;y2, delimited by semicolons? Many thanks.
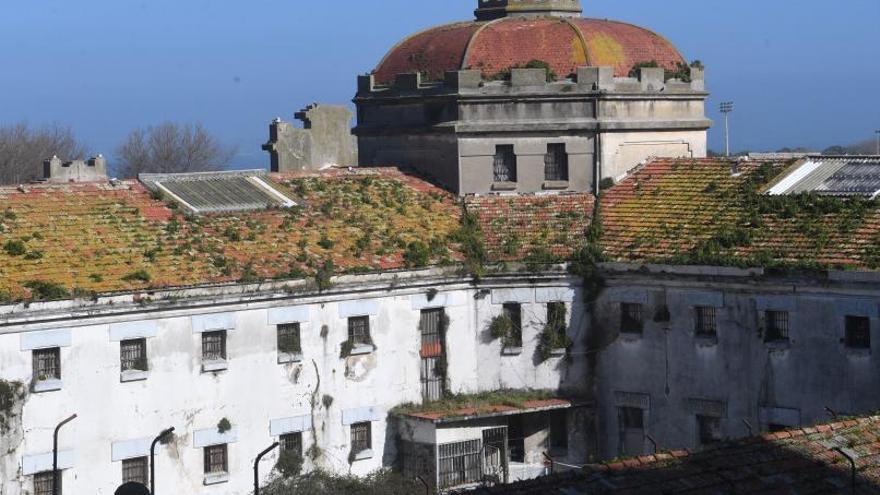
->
150;427;175;495
720;101;734;157
875;129;880;155
253;442;279;495
53;414;77;495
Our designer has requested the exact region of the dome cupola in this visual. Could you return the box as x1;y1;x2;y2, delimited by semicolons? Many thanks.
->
474;0;583;20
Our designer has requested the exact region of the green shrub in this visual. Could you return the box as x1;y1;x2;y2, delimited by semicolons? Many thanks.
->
217;418;232;434
122;270;151;283
3;240;26;256
23;280;69;301
403;241;430;268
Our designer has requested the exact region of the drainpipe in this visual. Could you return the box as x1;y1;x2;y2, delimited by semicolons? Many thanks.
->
253;442;279;495
150;427;175;495
415;475;430;495
53;414;77;495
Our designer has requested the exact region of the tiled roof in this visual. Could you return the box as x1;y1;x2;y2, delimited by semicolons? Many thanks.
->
468;415;880;494
465;193;595;262
0;168;461;302
600;158;880;270
374;17;685;83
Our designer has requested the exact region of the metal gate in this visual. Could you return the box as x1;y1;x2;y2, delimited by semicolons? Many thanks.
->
420;308;446;402
482;427;509;484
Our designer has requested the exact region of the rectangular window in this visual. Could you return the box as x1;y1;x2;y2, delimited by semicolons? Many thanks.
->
122;456;149;485
502;302;523;347
547;302;567;340
280;432;303;457
203;444;228;474
620;303;644;334
348;316;371;347
695;306;717;336
544;143;569;181
845;316;871;349
493;145;517;182
277;323;302;355
438;439;483;489
34;471;56;495
618;407;645;456
350;422;372;454
120;338;148;372
764;311;790;342
33;348;61;381
697;415;722;446
202;331;227;361
549;410;569;451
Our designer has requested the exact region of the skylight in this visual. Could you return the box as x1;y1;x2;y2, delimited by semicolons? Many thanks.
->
139;170;296;214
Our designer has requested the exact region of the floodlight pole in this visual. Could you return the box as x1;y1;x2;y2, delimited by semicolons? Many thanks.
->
253;442;279;495
150;427;175;495
875;130;880;155
53;414;77;495
720;102;734;157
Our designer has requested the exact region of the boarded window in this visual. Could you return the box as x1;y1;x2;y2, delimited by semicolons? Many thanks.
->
122;456;149;485
438;439;483;489
503;303;523;347
493;145;517;182
765;311;790;342
277;323;302;355
697;415;722;446
34;471;56;495
695;306;717;336
202;331;227;361
620;303;644;334
348;316;371;347
33;348;61;381
120;338;148;372
845;316;871;349
280;432;303;457
350;422;372;453
544;143;569;181
203;444;228;474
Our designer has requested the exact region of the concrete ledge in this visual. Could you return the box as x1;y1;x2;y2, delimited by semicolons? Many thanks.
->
20;328;71;350
491;181;517;191
542;180;569;190
32;378;62;393
110;320;158;341
352;449;373;461
204;472;229;485
502;346;523;356
22;450;74;475
549;348;567;357
278;352;303;364
348;344;374;356
202;360;228;373
511;68;548;87
120;370;149;383
193;427;238;448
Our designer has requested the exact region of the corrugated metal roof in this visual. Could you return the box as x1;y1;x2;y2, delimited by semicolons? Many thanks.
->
139;170;296;214
767;156;880;198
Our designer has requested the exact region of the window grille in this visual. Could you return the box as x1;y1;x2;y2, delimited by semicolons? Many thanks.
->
764;311;790;342
845;316;871;349
203;444;228;474
438;439;483;489
420;308;446;402
697;415;722;446
350;422;372;453
695;306;717;336
33;348;60;381
280;432;303;456
277;323;302;355
502;303;523;347
620;303;644;334
547;302;567;339
120;339;148;371
348;316;371;347
122;457;149;485
34;471;56;495
493;145;517;182
202;331;226;361
544;143;569;181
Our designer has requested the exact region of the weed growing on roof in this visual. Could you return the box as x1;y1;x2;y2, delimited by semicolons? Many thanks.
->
3;239;26;257
23;250;43;260
315;260;335;292
448;208;487;280
392;389;556;416
488;59;557;82
403;241;430;268
2;208;16;220
122;270;151;283
23;280;69;301
317;234;335;250
217;417;232;434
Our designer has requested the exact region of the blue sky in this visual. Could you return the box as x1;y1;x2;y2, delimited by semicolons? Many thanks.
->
1;0;878;168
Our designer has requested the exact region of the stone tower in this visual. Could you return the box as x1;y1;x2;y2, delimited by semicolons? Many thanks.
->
475;0;582;20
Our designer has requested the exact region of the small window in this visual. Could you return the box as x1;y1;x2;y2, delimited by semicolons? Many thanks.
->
845;316;871;349
697;415;722;446
493;145;517;183
549;410;569;451
620;303;644;334
120;338;148;372
764;311;789;342
547;302;567;339
202;331;227;361
544;143;569;181
34;471;56;495
502;303;523;347
280;432;303;457
277;323;302;355
619;407;644;430
350;422;372;454
33;348;61;382
122;456;149;485
348;316;371;347
695;306;717;336
618;407;645;456
203;444;228;475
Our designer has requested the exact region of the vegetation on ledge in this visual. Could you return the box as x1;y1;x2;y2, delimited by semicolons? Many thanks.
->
391;389;558;418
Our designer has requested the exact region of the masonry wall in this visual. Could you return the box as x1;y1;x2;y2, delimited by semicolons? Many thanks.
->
600;130;706;181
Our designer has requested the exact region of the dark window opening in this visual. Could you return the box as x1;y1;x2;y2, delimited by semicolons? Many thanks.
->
697;415;722;446
120;338;148;372
620;303;644;334
350;422;372;453
845;316;871;349
34;471;56;495
203;444;228;474
765;311;790;342
507;415;525;463
695;306;717;336
33;347;61;381
348;316;371;347
420;308;447;402
493;145;517;182
122;456;149;485
547;302;567;340
280;432;303;457
619;406;645;457
503;303;523;347
544;143;569;181
202;331;227;361
277;323;302;355
550;410;569;451
438;439;483;489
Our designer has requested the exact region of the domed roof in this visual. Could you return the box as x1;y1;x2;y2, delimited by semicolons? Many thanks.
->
374;14;685;85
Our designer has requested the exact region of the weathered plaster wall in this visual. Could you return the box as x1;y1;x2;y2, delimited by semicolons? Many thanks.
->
601;130;707;181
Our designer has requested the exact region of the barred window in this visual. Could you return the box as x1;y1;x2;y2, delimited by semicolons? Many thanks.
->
277;323;302;355
121;338;148;372
122;456;149;485
438;439;482;489
695;306;717;336
547;302;567;339
697;415;722;446
33;348;60;381
280;432;303;457
503;303;523;347
34;471;56;495
845;316;871;349
544;143;569;181
203;444;228;474
620;303;644;334
493;145;517;182
765;311;790;342
202;331;227;361
350;422;372;453
348;316;371;347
